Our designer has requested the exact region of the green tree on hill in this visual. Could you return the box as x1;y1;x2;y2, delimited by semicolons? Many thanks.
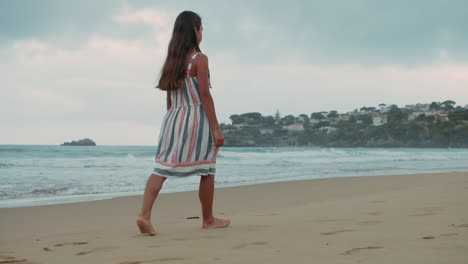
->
299;114;310;127
448;108;468;121
261;115;275;126
360;106;376;112
327;110;339;119
357;114;373;125
240;112;262;121
430;102;441;111
441;100;456;110
229;114;243;125
282;115;295;125
275;110;280;121
387;105;408;123
311;112;326;120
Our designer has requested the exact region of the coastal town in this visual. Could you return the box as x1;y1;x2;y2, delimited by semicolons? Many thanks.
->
220;101;468;147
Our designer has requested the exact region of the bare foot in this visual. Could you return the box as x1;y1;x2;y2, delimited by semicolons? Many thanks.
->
202;217;231;229
136;216;157;235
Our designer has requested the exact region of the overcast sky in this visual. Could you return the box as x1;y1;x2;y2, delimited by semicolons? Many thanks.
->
1;0;467;145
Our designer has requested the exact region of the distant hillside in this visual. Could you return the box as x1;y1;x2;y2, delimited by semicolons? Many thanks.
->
221;101;468;148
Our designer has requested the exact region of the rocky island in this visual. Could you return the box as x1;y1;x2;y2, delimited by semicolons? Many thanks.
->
61;138;96;146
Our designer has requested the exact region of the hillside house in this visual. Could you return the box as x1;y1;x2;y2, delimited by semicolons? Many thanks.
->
319;126;337;134
284;123;304;131
408;111;433;121
310;118;322;125
340;114;352;121
259;128;274;135
372;113;388;126
405;103;430;112
233;123;256;129
435;111;449;121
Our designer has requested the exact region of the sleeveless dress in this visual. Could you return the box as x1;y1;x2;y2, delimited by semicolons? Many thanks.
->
152;52;219;178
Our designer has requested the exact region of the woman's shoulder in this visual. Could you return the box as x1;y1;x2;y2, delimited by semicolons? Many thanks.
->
195;52;208;60
195;52;208;66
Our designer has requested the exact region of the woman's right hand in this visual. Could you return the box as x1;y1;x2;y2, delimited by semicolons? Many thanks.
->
213;129;224;147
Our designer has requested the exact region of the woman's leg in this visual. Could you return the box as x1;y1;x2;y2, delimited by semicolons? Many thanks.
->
136;173;166;235
199;174;230;228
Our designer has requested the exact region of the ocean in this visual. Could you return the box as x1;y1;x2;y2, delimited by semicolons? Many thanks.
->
1;145;467;208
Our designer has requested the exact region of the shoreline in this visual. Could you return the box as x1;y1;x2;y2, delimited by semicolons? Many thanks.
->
2;169;468;209
3;143;468;148
1;171;467;263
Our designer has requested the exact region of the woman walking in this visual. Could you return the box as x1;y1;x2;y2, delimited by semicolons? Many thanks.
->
136;10;230;235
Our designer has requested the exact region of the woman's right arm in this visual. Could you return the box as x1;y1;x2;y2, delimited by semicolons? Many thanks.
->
196;54;224;147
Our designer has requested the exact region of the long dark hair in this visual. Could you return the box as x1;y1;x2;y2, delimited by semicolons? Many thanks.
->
156;11;201;91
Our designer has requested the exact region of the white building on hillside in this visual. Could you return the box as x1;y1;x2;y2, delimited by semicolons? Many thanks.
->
372;113;388;126
416;103;430;111
233;123;255;129
259;128;273;135
284;123;304;131
406;103;430;112
319;126;336;134
435;112;449;121
310;118;322;125
408;111;433;121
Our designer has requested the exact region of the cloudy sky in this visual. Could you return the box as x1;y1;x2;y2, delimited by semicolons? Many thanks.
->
1;0;467;145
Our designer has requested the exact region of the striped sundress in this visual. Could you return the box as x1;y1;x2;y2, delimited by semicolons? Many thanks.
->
152;52;219;178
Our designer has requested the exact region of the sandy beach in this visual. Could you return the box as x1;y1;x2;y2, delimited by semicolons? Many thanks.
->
1;171;467;264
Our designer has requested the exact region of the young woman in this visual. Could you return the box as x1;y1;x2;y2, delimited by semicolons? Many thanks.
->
136;11;230;235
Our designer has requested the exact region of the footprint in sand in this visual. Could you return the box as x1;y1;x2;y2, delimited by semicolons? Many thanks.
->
42;241;89;253
0;256;33;264
421;236;435;239
232;241;269;250
0;255;19;261
321;229;353;236
341;246;382;255
76;246;119;256
53;241;88;247
420;233;459;239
